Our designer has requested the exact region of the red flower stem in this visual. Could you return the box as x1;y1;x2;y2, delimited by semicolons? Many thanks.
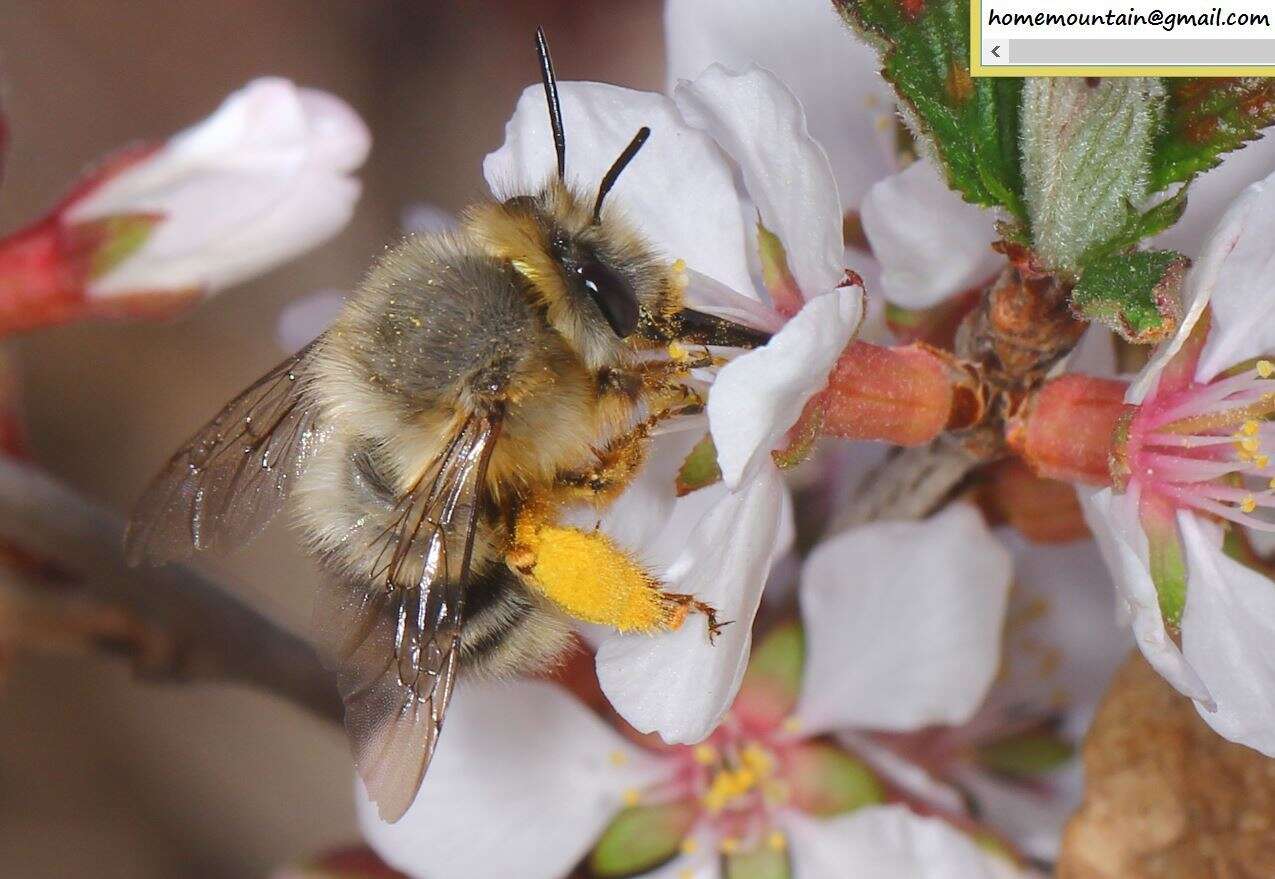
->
1006;374;1128;486
0;218;89;336
818;341;979;447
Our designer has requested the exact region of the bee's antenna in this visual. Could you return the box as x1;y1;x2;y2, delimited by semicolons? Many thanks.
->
535;26;566;181
593;127;650;222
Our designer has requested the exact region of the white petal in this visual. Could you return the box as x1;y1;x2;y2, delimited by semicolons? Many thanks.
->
837;730;968;816
276;288;346;352
664;0;897;207
357;680;662;879
989;530;1131;721
707;288;862;489
674;65;845;299
783;806;997;879
596;468;785;744
1193;168;1275;381
860;161;1001;309
952;764;1082;862
794;504;1012;734
1077;488;1213;703
482;82;753;296
682;267;783;333
400;202;457;235
71;78;369;298
1064;323;1120;379
1128;169;1270;399
1179;514;1275;755
1154;134;1275;255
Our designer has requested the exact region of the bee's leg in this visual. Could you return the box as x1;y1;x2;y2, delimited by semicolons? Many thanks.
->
506;499;725;640
556;380;704;504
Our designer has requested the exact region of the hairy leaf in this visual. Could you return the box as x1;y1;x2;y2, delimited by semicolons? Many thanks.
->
835;0;1026;220
1021;78;1163;274
1071;250;1187;344
1080;186;1190;266
1151;78;1275;191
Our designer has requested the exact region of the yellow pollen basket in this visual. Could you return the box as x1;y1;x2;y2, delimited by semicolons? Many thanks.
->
510;503;675;633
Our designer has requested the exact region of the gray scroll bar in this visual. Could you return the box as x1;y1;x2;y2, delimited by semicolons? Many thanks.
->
1005;38;1275;65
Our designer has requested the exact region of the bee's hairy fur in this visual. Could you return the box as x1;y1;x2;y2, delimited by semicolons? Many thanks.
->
296;180;686;680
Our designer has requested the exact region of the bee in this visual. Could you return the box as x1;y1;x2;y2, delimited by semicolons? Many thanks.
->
125;28;770;822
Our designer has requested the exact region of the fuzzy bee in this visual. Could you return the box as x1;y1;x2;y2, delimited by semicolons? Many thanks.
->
125;29;770;821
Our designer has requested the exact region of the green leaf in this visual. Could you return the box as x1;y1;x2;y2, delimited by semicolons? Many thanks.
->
734;621;805;727
1151;78;1275;191
676;434;722;496
1071;250;1188;344
835;0;1026;220
589;801;699;878
1020;77;1163;274
976;729;1075;776
785;743;885;816
1079;186;1190;266
725;843;792;879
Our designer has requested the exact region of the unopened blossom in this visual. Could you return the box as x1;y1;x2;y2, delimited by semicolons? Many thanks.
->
0;78;369;333
358;504;1015;879
1081;168;1275;754
485;64;865;743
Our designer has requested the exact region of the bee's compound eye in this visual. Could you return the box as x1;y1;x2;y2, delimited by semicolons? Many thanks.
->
574;260;639;338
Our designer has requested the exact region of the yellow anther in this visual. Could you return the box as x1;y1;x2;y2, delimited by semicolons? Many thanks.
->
768;831;788;852
1258;360;1274;378
680;838;699;856
672;258;687;274
622;788;642;807
781;716;803;734
1243;420;1262;437
693;744;719;765
720;837;741;855
1239;436;1261;454
1258;454;1271;470
609;750;629;767
1268;476;1275;490
740;743;775;778
1242;495;1258;514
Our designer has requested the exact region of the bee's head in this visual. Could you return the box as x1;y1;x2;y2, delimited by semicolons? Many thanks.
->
463;29;675;368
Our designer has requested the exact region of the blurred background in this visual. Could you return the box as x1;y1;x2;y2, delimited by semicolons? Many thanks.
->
0;2;666;875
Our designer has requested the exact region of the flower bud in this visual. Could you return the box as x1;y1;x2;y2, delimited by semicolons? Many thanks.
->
0;79;369;335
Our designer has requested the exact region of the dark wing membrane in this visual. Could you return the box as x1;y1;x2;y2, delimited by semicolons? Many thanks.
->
313;413;499;822
124;341;325;566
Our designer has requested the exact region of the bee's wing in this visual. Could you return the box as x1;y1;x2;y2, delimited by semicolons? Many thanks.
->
125;340;325;566
314;412;500;822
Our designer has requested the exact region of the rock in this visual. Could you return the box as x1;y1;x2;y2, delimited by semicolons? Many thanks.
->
1059;654;1275;877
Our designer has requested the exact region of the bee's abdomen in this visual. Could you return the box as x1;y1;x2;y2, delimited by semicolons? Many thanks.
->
459;560;573;679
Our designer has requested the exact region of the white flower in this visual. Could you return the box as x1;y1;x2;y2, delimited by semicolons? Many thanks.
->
357;505;1017;879
794;505;1013;733
485;64;865;743
845;530;1129;862
666;0;1275;313
65;78;369;301
1081;167;1275;754
666;0;999;311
